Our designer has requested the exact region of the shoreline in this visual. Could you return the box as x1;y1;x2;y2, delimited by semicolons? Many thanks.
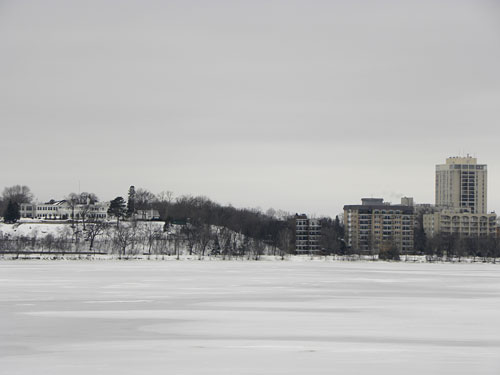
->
1;253;498;264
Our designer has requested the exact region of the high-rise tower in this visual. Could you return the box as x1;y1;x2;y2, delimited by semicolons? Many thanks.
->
435;156;487;214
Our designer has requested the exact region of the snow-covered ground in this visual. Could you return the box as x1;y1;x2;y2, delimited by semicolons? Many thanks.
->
0;221;166;239
0;222;71;238
1;261;499;375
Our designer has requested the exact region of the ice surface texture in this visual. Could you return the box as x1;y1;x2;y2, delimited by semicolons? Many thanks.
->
1;261;499;375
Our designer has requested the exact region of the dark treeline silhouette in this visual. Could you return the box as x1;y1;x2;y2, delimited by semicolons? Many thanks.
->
424;233;500;262
153;195;295;251
319;216;346;255
0;185;34;222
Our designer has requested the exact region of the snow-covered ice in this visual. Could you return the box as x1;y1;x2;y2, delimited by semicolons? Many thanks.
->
1;261;499;374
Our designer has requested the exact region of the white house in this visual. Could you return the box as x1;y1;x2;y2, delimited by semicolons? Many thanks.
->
19;200;110;220
134;209;161;221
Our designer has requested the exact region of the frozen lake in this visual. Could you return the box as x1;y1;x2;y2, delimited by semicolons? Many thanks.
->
1;260;499;374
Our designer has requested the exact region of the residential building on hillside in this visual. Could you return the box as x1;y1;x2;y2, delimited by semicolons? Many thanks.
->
294;214;321;254
133;209;160;221
344;198;415;253
436;156;487;214
19;200;109;220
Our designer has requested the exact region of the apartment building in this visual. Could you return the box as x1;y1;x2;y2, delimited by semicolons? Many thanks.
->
423;210;497;238
428;155;497;238
294;214;321;254
436;156;487;214
344;198;415;253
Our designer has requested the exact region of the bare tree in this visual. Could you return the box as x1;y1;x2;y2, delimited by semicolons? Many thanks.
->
79;204;91;230
196;224;213;259
218;227;235;260
86;220;108;253
141;222;163;255
79;192;99;204
249;238;265;260
265;208;277;218
275;209;292;221
155;190;174;220
2;185;34;204
181;223;198;256
278;228;293;260
70;222;84;252
135;188;157;210
169;233;180;259
66;193;80;226
156;191;174;205
112;224;137;258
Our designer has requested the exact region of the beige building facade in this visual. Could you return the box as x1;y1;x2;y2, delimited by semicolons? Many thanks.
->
344;198;414;253
423;211;497;238
430;156;497;238
435;156;487;214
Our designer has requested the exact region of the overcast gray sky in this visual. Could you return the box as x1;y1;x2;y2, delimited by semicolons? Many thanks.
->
1;0;500;217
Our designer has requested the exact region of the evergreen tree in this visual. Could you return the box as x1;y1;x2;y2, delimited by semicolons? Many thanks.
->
413;213;427;253
334;215;344;238
4;200;20;223
210;235;221;256
108;197;127;226
127;186;136;217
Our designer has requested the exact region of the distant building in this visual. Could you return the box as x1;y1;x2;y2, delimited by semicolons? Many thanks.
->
436;156;487;214
414;203;436;215
423;210;497;238
294;214;321;254
133;209;160;221
19;200;109;220
400;197;414;207
344;198;415;253
428;155;497;238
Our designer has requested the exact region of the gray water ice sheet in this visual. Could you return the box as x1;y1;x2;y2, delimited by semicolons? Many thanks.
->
1;260;499;374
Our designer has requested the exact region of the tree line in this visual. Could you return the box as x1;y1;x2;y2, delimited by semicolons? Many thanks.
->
0;220;284;260
2;184;500;262
0;184;347;258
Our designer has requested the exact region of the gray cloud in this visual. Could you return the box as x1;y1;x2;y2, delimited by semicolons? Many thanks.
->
1;0;500;216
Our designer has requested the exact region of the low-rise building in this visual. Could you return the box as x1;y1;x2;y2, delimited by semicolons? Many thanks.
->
134;209;160;221
423;210;497;238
